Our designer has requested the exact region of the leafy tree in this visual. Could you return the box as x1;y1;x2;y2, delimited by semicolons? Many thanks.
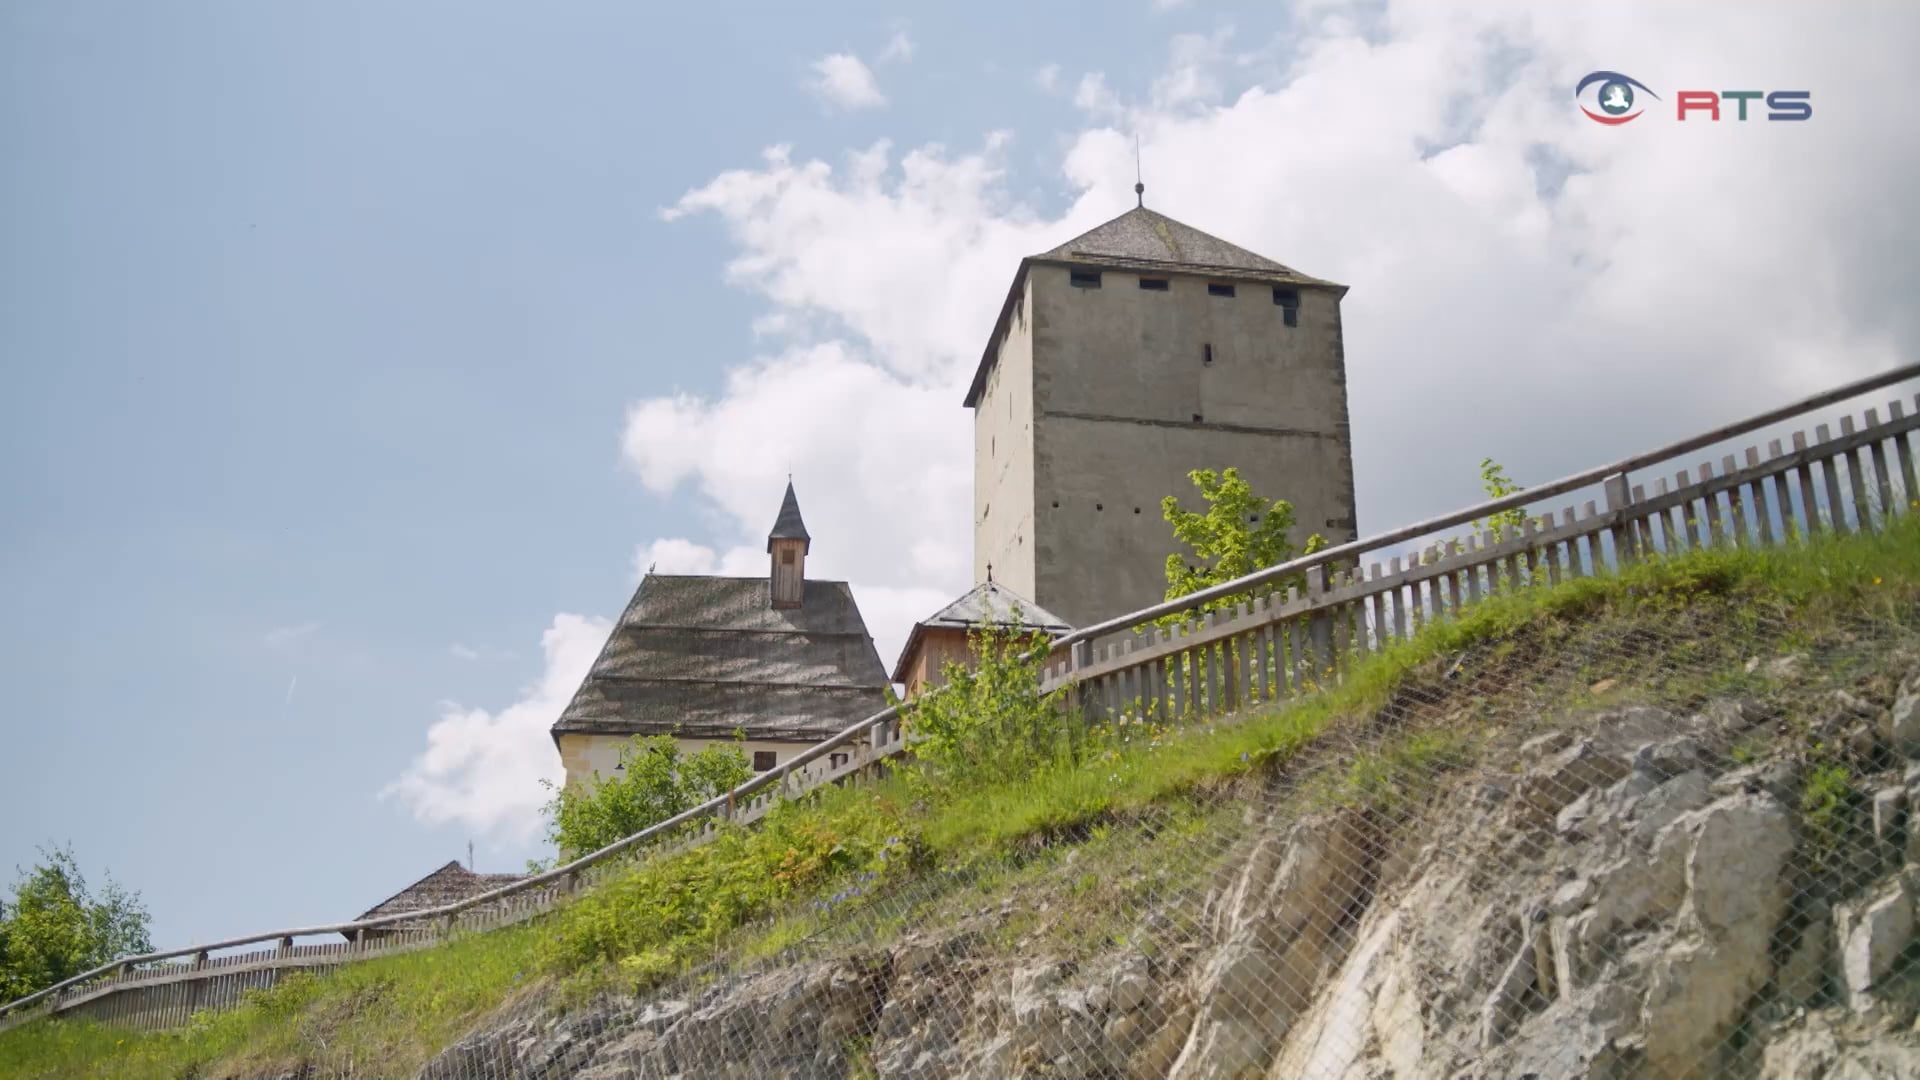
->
1475;457;1528;542
542;736;753;859
903;615;1071;786
1161;467;1328;621
0;845;151;1004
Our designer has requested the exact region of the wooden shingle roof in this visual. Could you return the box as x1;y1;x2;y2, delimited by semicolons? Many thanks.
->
551;575;891;743
891;581;1072;683
352;861;522;934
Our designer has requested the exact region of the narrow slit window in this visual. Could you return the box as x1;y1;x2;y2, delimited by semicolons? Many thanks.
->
1138;277;1169;291
1193;413;1204;423
1070;269;1102;289
1208;283;1236;298
1202;343;1214;365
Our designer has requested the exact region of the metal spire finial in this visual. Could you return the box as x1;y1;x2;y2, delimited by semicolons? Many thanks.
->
1134;133;1144;207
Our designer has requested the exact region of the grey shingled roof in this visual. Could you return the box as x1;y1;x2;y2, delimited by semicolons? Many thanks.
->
551;575;891;743
891;581;1073;683
353;861;523;934
964;205;1345;407
766;481;811;553
1041;206;1298;276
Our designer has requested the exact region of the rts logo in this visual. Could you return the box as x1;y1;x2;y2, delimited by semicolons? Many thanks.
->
1576;71;1812;124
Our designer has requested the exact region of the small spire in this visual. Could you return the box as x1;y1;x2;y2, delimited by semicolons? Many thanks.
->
767;480;811;554
1134;133;1144;208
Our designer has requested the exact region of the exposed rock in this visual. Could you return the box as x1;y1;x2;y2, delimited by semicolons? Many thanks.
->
1640;793;1797;1080
1515;740;1633;825
1758;1012;1920;1080
1838;878;1917;1011
1781;899;1835;1008
1888;684;1920;758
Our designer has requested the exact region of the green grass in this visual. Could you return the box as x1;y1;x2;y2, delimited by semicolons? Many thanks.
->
6;513;1919;1078
0;924;541;1080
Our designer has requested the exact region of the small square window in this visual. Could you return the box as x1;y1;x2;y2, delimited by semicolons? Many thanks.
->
753;750;777;772
1138;278;1169;291
830;752;849;770
781;548;795;565
1070;269;1102;289
1272;287;1300;308
1208;283;1236;298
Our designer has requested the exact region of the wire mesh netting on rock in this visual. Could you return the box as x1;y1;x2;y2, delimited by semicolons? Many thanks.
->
369;600;1920;1080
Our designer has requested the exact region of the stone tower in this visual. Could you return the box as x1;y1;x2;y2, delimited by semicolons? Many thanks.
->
965;205;1357;629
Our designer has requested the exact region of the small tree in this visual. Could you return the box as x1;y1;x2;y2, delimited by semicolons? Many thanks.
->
542;735;753;859
1475;458;1527;542
0;845;151;1004
1162;467;1328;620
903;616;1070;787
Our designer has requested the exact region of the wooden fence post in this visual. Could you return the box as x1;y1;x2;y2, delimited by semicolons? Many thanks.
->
1305;565;1332;686
1604;473;1638;566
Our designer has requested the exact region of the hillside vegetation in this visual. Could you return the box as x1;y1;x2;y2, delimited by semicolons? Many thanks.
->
5;515;1920;1079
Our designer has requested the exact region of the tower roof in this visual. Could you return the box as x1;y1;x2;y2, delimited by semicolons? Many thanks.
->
766;481;811;554
889;580;1073;683
1040;206;1299;277
963;205;1345;408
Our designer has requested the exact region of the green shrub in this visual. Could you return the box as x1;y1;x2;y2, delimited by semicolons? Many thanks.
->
903;619;1076;786
542;735;752;859
538;786;910;986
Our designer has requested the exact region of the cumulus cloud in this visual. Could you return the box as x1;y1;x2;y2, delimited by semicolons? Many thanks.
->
399;2;1920;840
384;614;611;842
807;53;887;110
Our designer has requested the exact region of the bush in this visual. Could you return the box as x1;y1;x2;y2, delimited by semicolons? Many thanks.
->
902;618;1076;786
539;787;910;986
542;735;753;859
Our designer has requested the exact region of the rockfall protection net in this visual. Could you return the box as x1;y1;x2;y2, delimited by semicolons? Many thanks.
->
388;598;1920;1080
35;599;1920;1079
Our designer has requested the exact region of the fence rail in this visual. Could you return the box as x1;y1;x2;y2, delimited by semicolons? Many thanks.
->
3;361;1916;1034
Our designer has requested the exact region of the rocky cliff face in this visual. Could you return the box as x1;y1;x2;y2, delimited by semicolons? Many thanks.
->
403;661;1920;1080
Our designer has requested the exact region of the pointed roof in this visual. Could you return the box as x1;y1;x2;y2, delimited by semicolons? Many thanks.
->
1041;206;1299;277
766;481;811;554
890;580;1073;683
350;860;523;936
964;205;1345;407
552;574;891;743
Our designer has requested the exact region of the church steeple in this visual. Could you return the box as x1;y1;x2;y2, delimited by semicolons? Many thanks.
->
767;481;811;609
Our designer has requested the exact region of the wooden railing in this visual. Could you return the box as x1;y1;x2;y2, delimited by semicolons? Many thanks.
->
4;361;1915;1034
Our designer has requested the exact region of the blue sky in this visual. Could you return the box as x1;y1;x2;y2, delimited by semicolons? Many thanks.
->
4;1;1916;951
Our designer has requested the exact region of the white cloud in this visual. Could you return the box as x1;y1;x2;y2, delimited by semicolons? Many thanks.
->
1073;72;1122;119
1034;64;1061;93
878;30;914;64
401;2;1920;841
448;643;481;662
808;53;887;110
384;614;612;842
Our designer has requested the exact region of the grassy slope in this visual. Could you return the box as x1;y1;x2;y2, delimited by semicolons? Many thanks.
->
5;517;1918;1080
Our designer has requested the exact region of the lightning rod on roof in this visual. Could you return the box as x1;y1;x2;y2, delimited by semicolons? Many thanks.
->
1134;132;1145;208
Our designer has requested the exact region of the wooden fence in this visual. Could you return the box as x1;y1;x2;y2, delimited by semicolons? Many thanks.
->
1045;390;1920;721
4;363;1915;1034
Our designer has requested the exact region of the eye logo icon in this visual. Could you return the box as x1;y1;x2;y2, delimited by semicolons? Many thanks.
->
1577;71;1659;125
